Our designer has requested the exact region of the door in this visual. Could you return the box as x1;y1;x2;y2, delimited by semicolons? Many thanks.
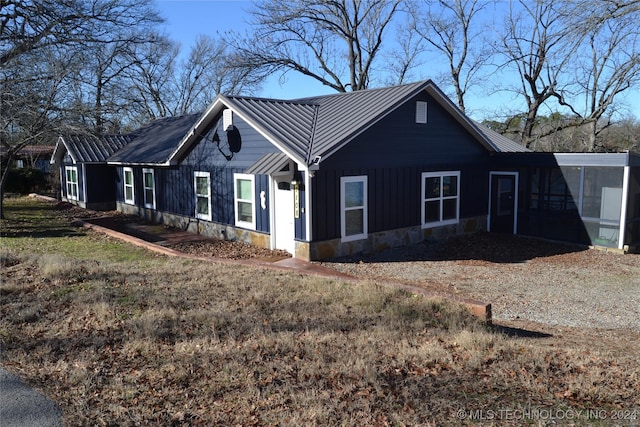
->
489;172;517;234
272;177;296;254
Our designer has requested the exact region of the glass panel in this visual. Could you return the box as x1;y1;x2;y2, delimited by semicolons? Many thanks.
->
585;222;619;248
443;198;457;220
197;196;209;215
144;172;153;188
344;181;364;208
238;201;253;222
442;175;457;197
195;177;209;195
124;170;133;185
145;189;154;204
425;200;440;223
425;177;441;199
237;179;252;200
345;209;363;236
125;187;133;201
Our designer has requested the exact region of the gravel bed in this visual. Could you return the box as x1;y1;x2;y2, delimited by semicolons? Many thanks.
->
319;233;640;331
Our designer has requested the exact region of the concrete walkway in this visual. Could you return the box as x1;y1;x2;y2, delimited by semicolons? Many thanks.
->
0;367;61;427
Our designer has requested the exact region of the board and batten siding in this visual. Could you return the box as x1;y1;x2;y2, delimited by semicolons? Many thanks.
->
116;112;281;234
312;92;493;242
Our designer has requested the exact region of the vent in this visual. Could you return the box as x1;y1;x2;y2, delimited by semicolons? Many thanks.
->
416;101;427;124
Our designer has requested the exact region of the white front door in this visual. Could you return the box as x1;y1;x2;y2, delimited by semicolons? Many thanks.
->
273;177;295;254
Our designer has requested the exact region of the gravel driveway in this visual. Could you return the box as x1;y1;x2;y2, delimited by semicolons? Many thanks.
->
319;233;640;331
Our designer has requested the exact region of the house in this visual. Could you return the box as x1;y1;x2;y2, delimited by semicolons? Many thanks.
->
51;134;131;210
51;80;640;258
1;145;55;172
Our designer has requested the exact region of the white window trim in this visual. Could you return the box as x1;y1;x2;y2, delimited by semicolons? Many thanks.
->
123;167;135;205
234;173;256;230
194;171;212;221
65;166;78;201
142;168;156;209
340;175;368;242
421;171;460;228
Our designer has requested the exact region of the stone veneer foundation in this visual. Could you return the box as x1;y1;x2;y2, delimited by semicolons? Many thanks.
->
117;203;486;261
308;216;487;260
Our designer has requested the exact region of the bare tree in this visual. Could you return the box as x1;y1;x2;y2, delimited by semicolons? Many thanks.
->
411;0;492;112
225;0;404;92
124;34;265;125
497;0;578;149
552;1;640;151
0;0;163;217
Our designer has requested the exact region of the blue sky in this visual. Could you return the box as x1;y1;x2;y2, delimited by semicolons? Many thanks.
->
155;0;640;121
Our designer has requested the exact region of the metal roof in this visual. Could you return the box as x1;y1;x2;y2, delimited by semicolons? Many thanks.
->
245;152;292;175
108;113;202;165
107;80;530;169
55;134;131;164
297;81;435;162
223;96;318;164
471;120;529;153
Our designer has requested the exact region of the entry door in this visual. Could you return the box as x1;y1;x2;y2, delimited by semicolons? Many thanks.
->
489;172;517;234
273;177;295;254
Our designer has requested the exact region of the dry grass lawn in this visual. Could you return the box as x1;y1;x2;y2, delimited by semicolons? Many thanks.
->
1;197;639;426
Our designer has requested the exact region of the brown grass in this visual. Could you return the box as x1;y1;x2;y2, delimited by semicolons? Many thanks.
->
1;197;639;426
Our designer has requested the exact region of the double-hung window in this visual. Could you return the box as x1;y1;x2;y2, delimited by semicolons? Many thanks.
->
422;171;460;227
123;167;135;204
65;166;79;201
340;176;368;242
234;173;255;229
143;168;155;209
194;171;211;221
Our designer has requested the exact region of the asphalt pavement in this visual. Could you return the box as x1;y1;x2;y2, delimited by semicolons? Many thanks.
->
0;367;61;427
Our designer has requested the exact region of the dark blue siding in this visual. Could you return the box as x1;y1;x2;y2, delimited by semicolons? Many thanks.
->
312;92;493;242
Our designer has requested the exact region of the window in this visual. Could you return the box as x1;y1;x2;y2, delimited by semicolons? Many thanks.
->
65;166;78;201
422;171;460;227
234;173;255;229
15;159;24;168
143;168;155;209
416;101;428;124
341;176;368;242
123;167;135;204
194;171;211;221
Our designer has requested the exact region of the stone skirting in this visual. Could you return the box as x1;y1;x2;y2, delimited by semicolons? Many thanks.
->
116;203;272;250
309;216;487;260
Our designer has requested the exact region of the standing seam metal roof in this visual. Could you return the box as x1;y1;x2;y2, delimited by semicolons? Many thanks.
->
60;134;131;163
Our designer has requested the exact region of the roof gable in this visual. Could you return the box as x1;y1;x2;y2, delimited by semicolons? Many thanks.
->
52;134;131;164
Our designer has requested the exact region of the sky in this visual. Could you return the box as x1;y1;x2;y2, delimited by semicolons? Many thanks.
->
155;0;640;122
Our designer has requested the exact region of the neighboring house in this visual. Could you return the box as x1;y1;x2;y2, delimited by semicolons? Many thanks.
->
51;80;640;258
51;134;130;210
1;145;55;172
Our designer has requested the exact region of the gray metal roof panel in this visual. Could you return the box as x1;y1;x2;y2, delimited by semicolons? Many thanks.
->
61;134;130;163
245;152;292;175
297;81;432;162
223;96;317;164
471;121;529;153
108;113;202;164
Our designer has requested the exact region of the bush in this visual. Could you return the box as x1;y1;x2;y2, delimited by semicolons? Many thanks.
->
4;168;47;194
